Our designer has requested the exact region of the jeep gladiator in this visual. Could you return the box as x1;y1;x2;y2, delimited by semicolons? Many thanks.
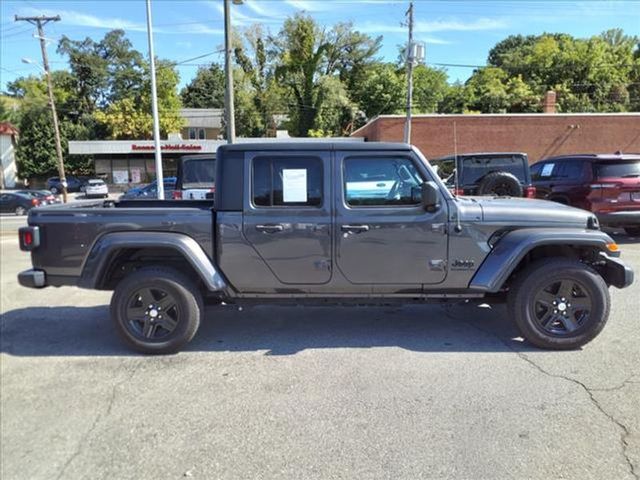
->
18;142;634;353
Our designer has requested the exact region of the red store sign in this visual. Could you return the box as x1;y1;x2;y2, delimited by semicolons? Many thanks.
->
131;144;203;151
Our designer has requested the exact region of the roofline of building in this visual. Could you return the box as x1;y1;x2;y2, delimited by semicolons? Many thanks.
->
68;136;364;155
350;112;640;137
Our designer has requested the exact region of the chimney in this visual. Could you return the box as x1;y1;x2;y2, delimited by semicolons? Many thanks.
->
543;90;557;114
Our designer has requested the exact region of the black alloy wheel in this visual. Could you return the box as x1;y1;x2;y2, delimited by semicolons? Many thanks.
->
111;267;203;354
125;286;181;341
531;279;593;336
508;258;610;350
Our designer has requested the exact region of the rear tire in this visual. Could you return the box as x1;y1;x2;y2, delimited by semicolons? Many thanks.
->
50;186;59;194
477;171;523;197
110;267;203;354
624;226;640;237
507;258;609;350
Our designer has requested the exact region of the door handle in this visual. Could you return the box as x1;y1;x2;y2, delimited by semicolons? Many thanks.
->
341;224;370;233
255;224;284;233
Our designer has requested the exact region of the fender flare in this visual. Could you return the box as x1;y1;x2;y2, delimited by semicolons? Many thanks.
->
79;231;228;291
469;228;616;292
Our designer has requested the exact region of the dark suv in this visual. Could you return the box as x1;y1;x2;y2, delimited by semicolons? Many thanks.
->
531;153;640;236
46;176;86;194
432;153;536;198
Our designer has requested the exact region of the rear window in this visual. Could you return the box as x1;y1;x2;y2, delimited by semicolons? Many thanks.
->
461;156;528;184
595;161;640;178
89;180;105;185
182;159;216;188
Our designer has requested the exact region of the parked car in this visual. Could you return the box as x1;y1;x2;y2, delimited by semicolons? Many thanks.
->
18;142;633;354
15;189;61;206
531;153;640;236
120;177;176;200
173;154;216;200
83;179;109;198
46;176;86;194
0;192;41;215
431;152;536;198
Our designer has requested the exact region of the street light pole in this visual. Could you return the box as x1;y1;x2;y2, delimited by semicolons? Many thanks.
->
224;0;237;144
145;0;164;199
403;2;414;145
15;15;68;203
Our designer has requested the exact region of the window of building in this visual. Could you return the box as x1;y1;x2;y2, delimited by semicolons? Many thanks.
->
188;128;197;140
344;157;423;207
198;128;206;140
252;157;322;207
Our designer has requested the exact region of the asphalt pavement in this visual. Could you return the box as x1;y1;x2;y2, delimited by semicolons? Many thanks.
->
1;217;639;480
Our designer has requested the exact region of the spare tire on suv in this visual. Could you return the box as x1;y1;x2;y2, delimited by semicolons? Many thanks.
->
477;171;524;197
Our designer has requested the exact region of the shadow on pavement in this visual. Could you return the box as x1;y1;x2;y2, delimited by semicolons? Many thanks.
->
0;303;540;357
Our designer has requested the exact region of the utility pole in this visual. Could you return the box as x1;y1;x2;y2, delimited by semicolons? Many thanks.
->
223;0;236;144
403;2;414;144
145;0;164;199
15;14;68;203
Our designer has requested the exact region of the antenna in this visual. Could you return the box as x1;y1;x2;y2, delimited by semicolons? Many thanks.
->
453;121;462;233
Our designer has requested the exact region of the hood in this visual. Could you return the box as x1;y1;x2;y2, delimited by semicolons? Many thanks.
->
471;197;595;227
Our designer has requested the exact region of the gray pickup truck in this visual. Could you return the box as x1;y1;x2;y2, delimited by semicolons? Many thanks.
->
18;142;633;354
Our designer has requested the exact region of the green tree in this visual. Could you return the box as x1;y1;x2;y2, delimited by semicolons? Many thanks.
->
95;60;183;139
272;13;380;136
233;25;287;136
412;65;449;113
180;63;225;109
349;63;404;118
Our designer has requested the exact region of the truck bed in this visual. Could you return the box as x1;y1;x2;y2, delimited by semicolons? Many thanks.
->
28;199;215;285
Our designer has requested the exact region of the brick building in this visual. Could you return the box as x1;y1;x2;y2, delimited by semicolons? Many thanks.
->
351;112;640;163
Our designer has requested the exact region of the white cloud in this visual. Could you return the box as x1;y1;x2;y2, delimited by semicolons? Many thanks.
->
358;17;506;37
16;6;223;36
284;0;333;12
208;1;278;26
414;18;507;33
17;7;148;31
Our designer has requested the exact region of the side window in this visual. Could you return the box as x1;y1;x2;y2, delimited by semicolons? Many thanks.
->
557;161;583;180
252;157;322;208
434;159;455;185
344;157;424;207
530;163;543;181
539;162;556;179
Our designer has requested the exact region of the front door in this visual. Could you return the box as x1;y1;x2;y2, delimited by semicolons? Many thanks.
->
335;152;448;286
243;151;332;285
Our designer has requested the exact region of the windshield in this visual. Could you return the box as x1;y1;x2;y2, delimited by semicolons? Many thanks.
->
89;180;105;185
461;156;528;184
595;160;640;178
182;159;216;188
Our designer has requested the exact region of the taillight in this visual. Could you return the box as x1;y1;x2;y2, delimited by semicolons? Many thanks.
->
453;188;465;196
172;190;183;200
19;226;40;251
525;186;537;198
31;198;39;206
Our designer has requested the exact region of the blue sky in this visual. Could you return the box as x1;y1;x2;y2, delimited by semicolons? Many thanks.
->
1;0;639;92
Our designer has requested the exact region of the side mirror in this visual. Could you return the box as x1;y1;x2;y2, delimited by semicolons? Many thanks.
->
420;181;440;212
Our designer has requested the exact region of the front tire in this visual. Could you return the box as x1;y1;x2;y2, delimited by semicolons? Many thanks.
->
15;206;26;216
110;267;203;354
507;258;610;350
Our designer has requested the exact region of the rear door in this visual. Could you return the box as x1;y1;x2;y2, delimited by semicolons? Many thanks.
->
242;150;332;285
335;150;448;287
593;159;640;212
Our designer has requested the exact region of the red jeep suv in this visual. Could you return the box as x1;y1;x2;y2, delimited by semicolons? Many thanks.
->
531;153;640;236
